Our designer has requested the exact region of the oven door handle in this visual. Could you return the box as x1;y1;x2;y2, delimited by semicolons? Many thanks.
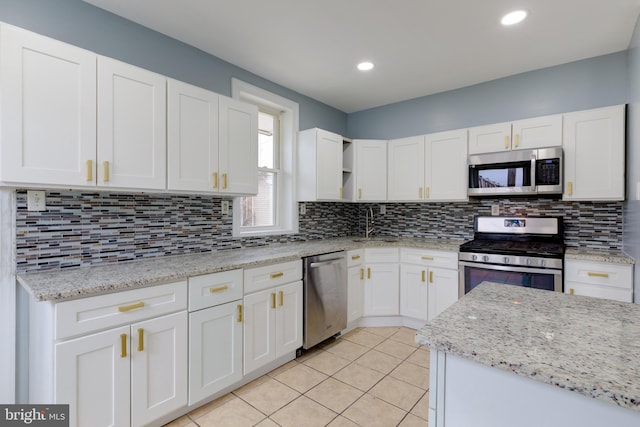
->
458;261;561;276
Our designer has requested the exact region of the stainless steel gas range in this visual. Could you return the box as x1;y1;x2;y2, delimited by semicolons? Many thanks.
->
458;216;564;296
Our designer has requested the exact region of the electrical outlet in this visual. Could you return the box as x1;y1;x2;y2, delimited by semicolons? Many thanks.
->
221;200;229;215
380;205;386;215
27;190;46;211
299;203;306;215
491;204;500;216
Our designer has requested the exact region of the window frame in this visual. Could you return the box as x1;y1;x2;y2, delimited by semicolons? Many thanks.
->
231;78;299;237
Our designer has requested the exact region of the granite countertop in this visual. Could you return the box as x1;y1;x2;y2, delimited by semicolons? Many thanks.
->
18;236;465;302
416;282;640;412
564;247;635;264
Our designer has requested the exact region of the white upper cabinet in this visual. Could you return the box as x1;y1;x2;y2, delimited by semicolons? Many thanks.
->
167;79;220;192
388;136;425;201
388;130;467;202
425;129;468;201
0;24;97;186
563;105;625;201
219;96;259;195
354;139;387;201
168;81;259;195
297;128;344;201
97;57;167;189
468;114;562;154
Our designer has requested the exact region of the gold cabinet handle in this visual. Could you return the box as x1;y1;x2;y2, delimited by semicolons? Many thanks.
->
339;187;344;199
567;182;573;196
421;256;434;261
209;285;229;293
279;290;284;307
588;272;610;278
222;173;228;189
504;135;509;149
212;172;218;189
120;333;127;358
425;187;429;199
569;288;575;295
421;270;426;282
271;292;276;309
419;187;423;199
360;268;364;280
429;271;434;283
103;161;110;182
86;160;93;181
137;328;144;352
358;188;362;200
514;134;519;148
351;255;361;260
118;302;144;313
237;304;243;323
367;268;371;279
270;272;284;279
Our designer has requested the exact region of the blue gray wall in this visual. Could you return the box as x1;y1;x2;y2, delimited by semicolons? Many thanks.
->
625;14;640;303
0;0;348;135
347;52;628;139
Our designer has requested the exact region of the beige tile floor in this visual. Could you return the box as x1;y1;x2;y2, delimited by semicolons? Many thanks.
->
165;327;430;427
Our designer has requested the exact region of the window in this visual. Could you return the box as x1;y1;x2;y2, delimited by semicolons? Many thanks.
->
232;79;298;237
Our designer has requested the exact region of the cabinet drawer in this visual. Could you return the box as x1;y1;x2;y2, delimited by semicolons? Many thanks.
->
188;269;243;311
564;260;633;290
347;249;364;267
401;248;458;270
55;281;187;340
565;281;633;303
364;247;399;263
244;260;302;294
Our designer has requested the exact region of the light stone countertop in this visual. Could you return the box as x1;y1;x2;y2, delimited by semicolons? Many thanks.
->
416;282;640;412
18;236;465;302
565;247;635;264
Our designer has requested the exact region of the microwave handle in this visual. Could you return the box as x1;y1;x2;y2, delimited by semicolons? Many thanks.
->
530;152;537;190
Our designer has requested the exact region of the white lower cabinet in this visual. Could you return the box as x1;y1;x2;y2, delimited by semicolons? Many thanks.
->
347;249;365;323
188;269;244;406
243;261;303;375
33;282;189;427
363;248;400;316
564;258;633;303
400;248;459;321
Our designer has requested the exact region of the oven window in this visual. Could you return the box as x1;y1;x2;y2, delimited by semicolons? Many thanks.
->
463;266;558;293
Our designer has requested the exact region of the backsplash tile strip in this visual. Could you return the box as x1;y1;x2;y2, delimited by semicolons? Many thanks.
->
15;190;622;273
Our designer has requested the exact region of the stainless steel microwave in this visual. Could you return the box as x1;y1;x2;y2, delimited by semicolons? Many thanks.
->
468;147;563;197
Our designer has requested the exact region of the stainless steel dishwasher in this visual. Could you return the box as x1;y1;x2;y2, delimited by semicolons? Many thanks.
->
303;251;347;350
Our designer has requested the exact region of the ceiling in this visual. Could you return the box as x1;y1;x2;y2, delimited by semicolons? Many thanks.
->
83;0;640;113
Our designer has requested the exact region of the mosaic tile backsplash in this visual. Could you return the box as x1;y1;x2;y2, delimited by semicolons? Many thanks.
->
15;190;622;273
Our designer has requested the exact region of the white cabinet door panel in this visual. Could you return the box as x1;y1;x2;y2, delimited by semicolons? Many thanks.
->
355;139;388;201
189;302;243;405
55;326;130;427
400;264;428;321
167;79;220;192
512;114;562;150
425;129;468;201
468;122;511;154
364;263;399;316
97;57;166;189
428;267;459;321
276;281;303;355
131;312;188;427
388;136;424;201
243;289;276;374
0;24;97;186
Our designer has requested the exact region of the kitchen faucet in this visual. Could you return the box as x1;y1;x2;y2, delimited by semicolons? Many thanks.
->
365;207;374;238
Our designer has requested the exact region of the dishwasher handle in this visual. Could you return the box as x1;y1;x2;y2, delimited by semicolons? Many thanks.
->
309;258;344;268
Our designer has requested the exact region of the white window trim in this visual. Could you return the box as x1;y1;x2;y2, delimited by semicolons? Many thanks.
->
231;78;299;237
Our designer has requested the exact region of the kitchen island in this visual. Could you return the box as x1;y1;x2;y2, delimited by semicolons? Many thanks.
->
416;282;640;427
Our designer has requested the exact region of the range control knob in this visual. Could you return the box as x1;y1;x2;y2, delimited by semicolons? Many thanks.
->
540;259;546;267
471;254;478;261
482;255;490;262
526;258;533;266
503;256;510;264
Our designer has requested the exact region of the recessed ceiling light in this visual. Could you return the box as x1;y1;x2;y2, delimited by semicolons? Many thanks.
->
357;61;374;71
501;10;528;26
